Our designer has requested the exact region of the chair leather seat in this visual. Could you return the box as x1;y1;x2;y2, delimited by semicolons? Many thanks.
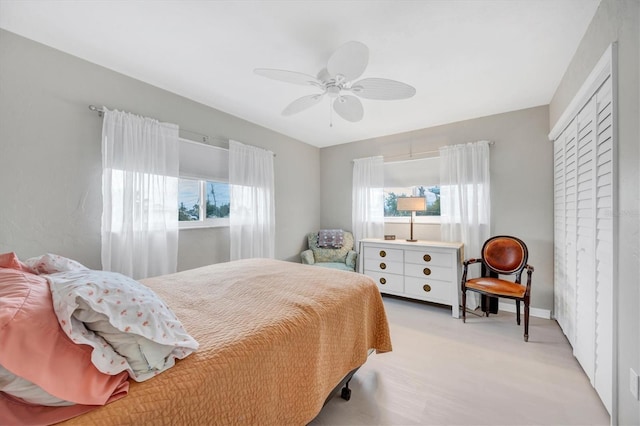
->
466;277;526;298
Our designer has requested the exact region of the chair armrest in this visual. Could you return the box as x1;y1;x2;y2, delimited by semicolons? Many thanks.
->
346;250;358;270
461;258;482;290
525;264;534;294
301;250;315;265
463;258;482;267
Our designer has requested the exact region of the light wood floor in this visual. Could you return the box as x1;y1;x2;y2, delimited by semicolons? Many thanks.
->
311;296;610;425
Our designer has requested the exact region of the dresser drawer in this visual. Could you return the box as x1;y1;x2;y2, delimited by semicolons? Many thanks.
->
365;259;403;275
363;271;403;293
404;263;452;281
364;246;403;262
404;249;451;267
404;276;451;304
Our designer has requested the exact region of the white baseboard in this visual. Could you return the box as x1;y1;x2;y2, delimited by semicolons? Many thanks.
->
498;302;551;320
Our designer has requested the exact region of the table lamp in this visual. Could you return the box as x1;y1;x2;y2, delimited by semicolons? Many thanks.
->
396;196;426;242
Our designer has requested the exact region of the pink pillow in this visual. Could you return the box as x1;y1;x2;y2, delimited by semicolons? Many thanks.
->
0;268;129;424
0;252;34;273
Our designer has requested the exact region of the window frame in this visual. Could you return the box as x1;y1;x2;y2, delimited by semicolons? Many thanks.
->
384;185;442;224
383;156;441;224
178;137;230;230
385;214;441;225
179;178;230;230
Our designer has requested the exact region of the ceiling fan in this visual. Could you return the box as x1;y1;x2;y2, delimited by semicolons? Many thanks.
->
254;41;416;124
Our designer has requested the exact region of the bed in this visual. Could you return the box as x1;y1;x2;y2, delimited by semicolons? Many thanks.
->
0;257;392;425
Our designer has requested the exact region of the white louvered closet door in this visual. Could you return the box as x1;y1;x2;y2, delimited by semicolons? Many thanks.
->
551;44;615;415
593;76;613;413
554;122;578;346
553;136;566;333
574;96;596;382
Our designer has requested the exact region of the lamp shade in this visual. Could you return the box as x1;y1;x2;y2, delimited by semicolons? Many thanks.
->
396;196;426;211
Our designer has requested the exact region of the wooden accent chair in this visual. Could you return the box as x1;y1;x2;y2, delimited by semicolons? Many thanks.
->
461;236;534;341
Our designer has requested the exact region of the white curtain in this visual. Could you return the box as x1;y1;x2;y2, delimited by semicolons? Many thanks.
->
439;140;491;310
352;156;385;249
101;108;180;279
229;140;275;260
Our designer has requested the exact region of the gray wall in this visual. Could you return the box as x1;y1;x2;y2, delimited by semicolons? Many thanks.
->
319;106;554;312
0;29;320;270
549;1;640;423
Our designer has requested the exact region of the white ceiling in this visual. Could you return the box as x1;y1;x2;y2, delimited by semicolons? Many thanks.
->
0;0;600;148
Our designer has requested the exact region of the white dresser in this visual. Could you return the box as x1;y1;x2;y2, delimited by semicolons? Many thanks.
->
359;239;463;318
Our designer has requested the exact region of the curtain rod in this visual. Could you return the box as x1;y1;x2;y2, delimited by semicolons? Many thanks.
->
382;140;495;162
88;105;276;157
351;141;495;163
89;105;217;144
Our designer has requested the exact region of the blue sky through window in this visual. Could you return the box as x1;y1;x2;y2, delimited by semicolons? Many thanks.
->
206;181;230;207
179;179;200;209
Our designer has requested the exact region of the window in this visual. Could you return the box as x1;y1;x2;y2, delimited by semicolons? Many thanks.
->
179;179;201;221
179;178;230;227
384;156;440;222
178;138;230;229
384;185;440;217
108;169;179;232
205;181;230;219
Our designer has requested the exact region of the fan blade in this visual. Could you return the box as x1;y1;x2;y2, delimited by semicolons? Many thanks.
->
254;68;321;86
282;93;325;116
351;78;416;100
333;95;364;122
327;41;369;82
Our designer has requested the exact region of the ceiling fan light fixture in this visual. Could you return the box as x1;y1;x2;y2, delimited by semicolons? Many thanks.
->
327;86;340;98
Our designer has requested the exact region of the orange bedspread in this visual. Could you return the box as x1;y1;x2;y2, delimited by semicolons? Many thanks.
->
61;258;392;425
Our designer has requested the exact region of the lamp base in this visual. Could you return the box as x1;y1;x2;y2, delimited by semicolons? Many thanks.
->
406;239;418;242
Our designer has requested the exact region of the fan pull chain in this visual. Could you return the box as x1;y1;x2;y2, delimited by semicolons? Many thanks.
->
329;101;333;128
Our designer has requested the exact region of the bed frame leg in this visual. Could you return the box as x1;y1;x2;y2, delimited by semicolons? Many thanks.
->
323;366;359;406
340;379;352;401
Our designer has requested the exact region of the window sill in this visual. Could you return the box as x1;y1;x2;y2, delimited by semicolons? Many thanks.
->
179;218;229;230
385;216;441;224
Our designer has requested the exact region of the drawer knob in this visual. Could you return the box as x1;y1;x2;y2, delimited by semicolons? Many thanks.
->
423;267;431;276
423;284;432;292
423;254;431;262
379;250;386;257
380;262;387;270
380;277;386;285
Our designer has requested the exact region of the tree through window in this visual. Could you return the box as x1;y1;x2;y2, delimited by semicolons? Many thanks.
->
179;178;230;223
384;185;440;217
